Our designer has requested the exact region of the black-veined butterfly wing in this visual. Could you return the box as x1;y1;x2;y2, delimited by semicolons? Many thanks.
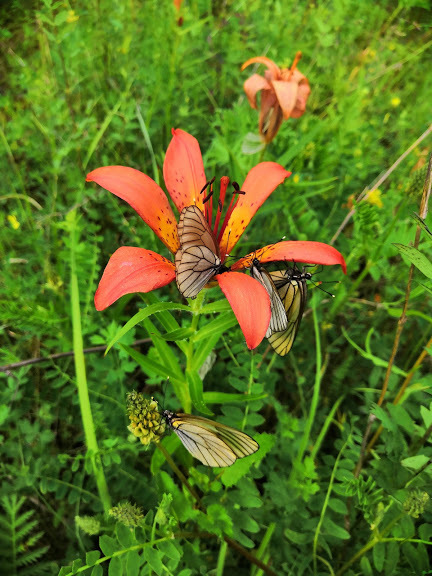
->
175;245;222;298
250;259;288;338
267;269;308;356
177;205;220;255
163;411;259;467
176;206;224;299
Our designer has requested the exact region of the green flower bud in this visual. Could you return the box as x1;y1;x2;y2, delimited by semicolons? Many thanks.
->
403;489;429;518
109;502;144;528
126;392;166;446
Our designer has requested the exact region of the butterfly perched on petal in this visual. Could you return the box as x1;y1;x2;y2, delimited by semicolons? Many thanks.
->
163;410;259;467
249;257;288;338
266;265;311;356
175;205;228;299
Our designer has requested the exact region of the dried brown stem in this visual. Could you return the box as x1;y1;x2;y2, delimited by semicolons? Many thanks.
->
0;338;151;372
354;153;432;473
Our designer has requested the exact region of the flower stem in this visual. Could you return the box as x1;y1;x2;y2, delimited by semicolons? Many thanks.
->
70;213;111;513
290;295;322;480
183;291;206;412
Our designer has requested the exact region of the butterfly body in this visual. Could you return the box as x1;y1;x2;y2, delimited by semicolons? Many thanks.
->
175;206;229;299
250;257;288;337
163;410;259;467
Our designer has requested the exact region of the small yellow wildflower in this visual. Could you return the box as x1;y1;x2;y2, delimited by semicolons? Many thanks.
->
391;96;401;107
66;10;79;23
293;174;300;184
366;189;383;208
7;215;20;230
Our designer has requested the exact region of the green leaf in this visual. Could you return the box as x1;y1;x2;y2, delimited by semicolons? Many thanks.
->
125;550;141;576
157;540;181;561
221;433;275;487
116;522;134;547
99;535;118;556
284;528;313;545
86;551;101;566
401;455;430;471
141;317;182;376
393;244;432;279
203;391;267;404
160;327;195;341
143;547;164;575
119;344;181;383
192;312;237;343
91;566;103;576
187;371;214;416
106;303;190;353
343;328;407;376
191;333;221;372
322;517;350;540
360;555;373;576
413;213;432;243
58;568;73;576
199;300;232;314
108;556;123;576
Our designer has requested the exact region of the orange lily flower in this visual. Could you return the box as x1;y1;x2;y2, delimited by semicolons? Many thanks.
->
87;129;344;350
242;53;311;143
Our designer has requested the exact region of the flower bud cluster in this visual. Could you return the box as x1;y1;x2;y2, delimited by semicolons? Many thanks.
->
109;501;144;527
403;489;429;518
126;392;166;446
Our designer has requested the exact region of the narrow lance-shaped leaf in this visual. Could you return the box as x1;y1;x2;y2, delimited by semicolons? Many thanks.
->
393;243;432;279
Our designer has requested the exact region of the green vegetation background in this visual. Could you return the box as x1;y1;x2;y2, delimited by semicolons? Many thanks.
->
1;0;432;574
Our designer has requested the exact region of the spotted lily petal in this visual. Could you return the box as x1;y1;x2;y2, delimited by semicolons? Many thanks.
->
243;73;272;109
220;163;291;258
163;128;206;213
216;271;271;350
95;247;175;311
231;241;347;273
87;166;179;253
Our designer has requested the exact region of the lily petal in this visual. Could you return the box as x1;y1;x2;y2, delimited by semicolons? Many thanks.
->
243;74;272;109
87;166;179;254
216;271;271;350
271;80;298;120
163;128;206;213
95;247;175;311
291;77;311;118
231;241;347;273
220;163;291;258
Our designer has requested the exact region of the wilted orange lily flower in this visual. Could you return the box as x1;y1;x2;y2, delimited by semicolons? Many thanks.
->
242;53;311;143
87;129;344;350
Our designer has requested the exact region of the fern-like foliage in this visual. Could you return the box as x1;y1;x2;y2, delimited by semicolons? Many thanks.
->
345;475;386;528
0;495;50;576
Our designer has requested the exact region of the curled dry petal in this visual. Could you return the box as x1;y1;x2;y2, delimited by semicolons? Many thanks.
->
86;166;179;254
95;247;176;311
241;56;281;80
220;162;291;258
231;241;347;273
271;80;299;120
163;128;206;214
216;271;271;350
291;76;311;118
243;74;272;109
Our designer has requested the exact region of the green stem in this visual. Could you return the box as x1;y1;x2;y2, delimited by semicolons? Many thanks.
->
290;295;322;480
70;213;111;513
183;292;206;412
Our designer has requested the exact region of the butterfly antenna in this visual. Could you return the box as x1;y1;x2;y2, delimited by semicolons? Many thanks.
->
311;280;338;298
